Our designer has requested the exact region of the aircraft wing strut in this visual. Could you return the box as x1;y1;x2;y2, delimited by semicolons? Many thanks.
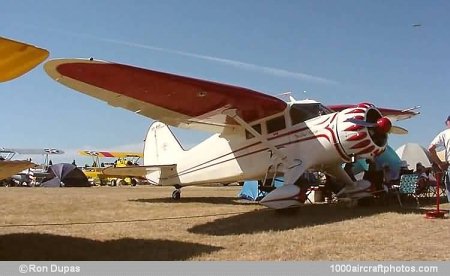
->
222;108;307;186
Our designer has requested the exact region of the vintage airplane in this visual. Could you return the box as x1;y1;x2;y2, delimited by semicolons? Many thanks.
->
79;150;143;186
0;36;49;83
0;148;64;186
0;159;36;185
0;37;50;185
44;58;418;208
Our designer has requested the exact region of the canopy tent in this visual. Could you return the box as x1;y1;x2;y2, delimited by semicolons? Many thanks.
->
41;163;90;187
238;181;261;201
374;145;402;179
352;145;402;179
238;178;284;201
395;143;433;169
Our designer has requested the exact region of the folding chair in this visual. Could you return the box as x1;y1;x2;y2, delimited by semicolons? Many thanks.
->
428;172;448;199
396;174;419;207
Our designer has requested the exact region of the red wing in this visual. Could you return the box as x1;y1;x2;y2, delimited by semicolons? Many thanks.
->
328;104;419;121
45;59;287;133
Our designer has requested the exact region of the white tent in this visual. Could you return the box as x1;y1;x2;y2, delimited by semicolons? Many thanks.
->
395;143;432;169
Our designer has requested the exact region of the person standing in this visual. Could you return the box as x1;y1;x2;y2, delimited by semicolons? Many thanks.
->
428;115;450;202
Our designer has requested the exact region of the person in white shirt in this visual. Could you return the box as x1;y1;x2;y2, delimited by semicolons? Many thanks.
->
428;115;450;202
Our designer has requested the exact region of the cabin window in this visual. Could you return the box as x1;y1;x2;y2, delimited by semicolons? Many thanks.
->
290;103;331;125
266;116;286;134
245;124;262;139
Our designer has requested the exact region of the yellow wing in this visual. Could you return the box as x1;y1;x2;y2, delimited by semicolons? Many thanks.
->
0;36;49;82
79;150;143;158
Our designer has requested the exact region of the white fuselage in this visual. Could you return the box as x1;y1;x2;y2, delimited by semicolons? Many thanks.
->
154;112;345;186
145;102;386;187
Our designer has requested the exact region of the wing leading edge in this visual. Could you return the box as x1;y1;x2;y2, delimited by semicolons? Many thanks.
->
328;104;419;121
44;58;287;133
79;150;143;158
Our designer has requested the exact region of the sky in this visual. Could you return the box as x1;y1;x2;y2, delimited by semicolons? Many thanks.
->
1;0;449;165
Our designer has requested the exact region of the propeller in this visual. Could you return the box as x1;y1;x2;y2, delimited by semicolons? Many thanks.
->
390;126;408;135
345;117;408;135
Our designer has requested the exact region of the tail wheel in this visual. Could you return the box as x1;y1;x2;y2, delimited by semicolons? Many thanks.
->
172;189;181;200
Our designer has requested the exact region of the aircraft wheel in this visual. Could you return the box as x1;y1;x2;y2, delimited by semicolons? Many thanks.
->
110;179;117;186
131;178;138;186
172;189;181;200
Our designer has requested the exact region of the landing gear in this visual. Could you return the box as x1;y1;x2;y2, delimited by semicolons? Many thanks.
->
131;178;138;186
172;189;181;200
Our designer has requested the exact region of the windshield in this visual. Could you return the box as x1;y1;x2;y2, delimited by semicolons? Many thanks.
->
290;103;333;125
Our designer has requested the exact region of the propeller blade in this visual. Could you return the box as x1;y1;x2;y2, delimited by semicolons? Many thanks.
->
390;126;408;135
344;118;377;127
346;117;396;135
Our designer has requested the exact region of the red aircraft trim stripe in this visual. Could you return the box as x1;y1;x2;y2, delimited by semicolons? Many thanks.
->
174;134;332;179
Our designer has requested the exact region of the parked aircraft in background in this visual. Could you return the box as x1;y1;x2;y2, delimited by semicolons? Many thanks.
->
0;36;49;83
0;36;50;185
44;58;418;208
0;148;64;186
79;150;143;186
0;159;35;185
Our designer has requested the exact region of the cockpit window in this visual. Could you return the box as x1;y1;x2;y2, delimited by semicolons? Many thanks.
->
266;116;286;134
290;103;332;125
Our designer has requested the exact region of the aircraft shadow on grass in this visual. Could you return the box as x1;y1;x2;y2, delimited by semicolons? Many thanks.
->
131;196;257;206
0;233;222;261
188;203;423;236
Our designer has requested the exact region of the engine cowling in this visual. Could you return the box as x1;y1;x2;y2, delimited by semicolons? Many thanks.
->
336;103;390;159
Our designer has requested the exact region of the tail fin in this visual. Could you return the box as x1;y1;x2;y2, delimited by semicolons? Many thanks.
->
144;121;185;166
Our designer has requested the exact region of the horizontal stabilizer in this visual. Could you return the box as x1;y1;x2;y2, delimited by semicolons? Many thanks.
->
103;164;176;178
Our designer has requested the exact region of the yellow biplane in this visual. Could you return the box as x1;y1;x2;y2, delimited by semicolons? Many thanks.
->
79;150;144;186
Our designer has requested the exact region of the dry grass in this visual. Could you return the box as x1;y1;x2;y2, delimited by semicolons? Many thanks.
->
0;185;449;261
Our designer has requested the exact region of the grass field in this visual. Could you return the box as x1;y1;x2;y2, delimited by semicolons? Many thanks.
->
0;185;449;261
